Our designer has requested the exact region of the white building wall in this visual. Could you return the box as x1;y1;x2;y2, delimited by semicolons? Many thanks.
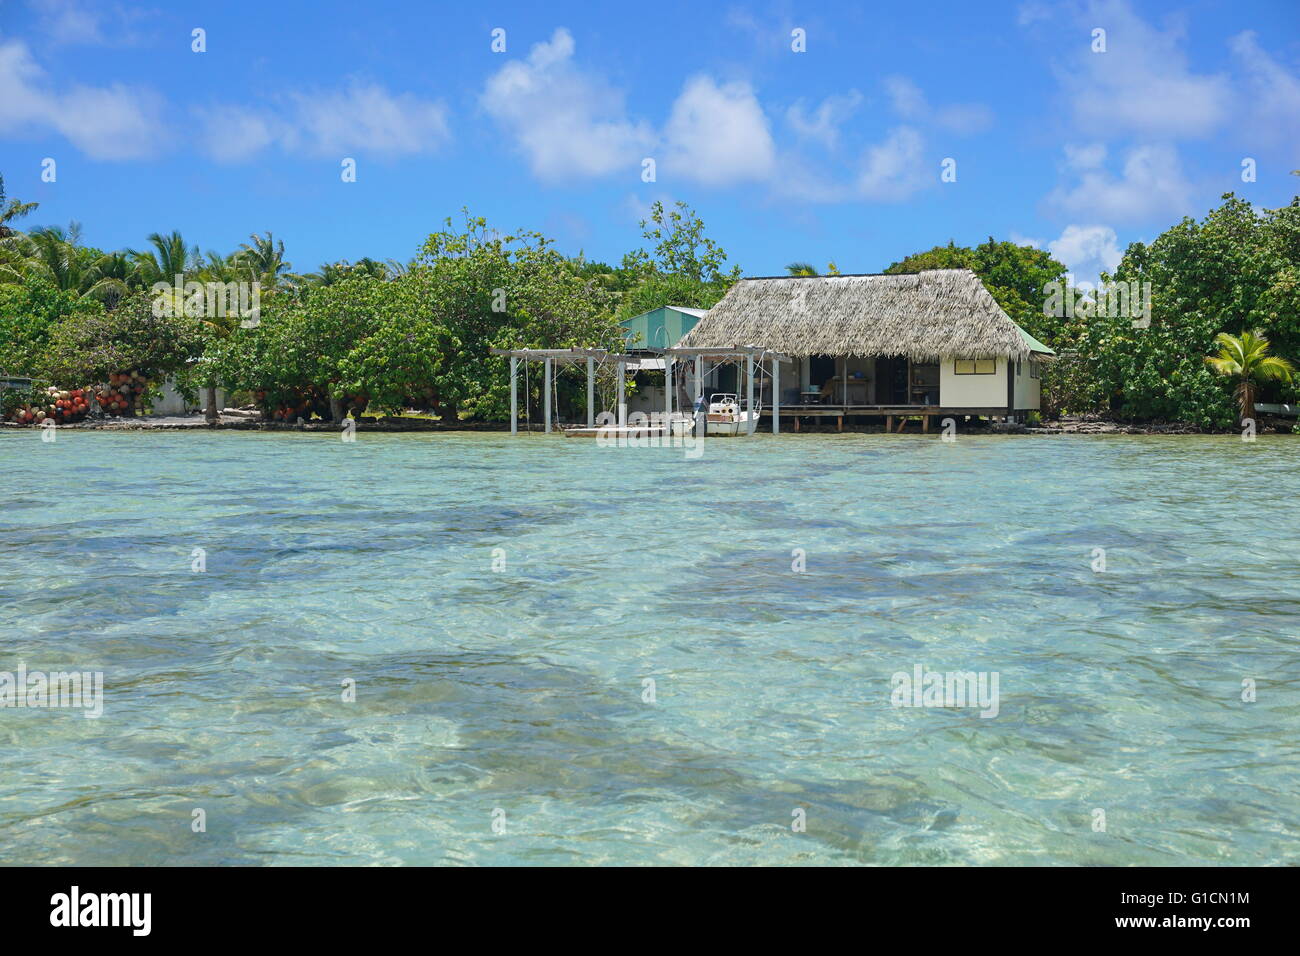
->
939;357;1008;408
1013;356;1042;410
150;377;227;415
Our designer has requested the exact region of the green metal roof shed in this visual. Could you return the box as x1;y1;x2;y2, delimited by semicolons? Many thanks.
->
619;305;709;350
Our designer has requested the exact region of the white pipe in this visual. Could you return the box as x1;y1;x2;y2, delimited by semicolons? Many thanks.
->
664;355;673;430
746;354;755;434
586;356;595;428
772;355;780;434
693;359;704;437
616;361;626;426
510;355;518;436
543;357;552;434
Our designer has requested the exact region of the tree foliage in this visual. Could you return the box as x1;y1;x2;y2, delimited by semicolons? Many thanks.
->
1059;194;1300;427
41;291;205;387
885;238;1068;344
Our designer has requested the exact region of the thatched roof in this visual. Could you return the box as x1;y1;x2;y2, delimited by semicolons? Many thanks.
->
677;269;1045;361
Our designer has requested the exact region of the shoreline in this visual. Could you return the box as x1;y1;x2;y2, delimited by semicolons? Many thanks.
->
2;415;1292;436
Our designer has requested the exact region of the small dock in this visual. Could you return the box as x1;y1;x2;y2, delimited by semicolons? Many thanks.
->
763;405;1013;432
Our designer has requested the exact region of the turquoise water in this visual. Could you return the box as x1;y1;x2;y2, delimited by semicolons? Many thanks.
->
1;430;1297;866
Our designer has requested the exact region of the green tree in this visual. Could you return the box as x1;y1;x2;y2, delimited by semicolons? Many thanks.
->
0;276;103;376
1068;193;1300;427
42;291;205;399
1204;330;1295;424
0;174;38;240
886;238;1069;345
234;232;294;288
616;201;741;320
130;230;198;286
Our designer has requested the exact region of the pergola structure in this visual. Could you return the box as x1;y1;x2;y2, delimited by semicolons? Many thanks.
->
489;347;650;434
491;345;789;436
663;345;790;434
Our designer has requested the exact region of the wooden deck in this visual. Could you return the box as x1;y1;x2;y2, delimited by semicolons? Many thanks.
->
760;404;1017;432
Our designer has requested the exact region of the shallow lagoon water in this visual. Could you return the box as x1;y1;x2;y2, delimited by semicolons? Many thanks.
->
1;429;1297;865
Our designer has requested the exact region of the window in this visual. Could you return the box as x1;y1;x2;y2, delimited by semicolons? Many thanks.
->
1016;359;1022;376
953;358;997;375
1030;359;1040;380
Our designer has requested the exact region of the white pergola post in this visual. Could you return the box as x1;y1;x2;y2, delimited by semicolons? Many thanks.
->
664;355;673;431
693;358;704;436
586;356;595;428
509;356;518;436
746;353;756;434
772;355;780;434
616;361;626;426
543;357;552;434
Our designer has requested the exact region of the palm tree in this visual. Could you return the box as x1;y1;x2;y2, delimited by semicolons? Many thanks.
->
1204;330;1295;423
82;251;138;308
0;175;39;238
235;232;292;288
130;230;198;286
786;262;819;276
19;224;91;292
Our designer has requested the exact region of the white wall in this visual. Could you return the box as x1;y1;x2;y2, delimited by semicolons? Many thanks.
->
939;357;1007;408
1013;356;1042;411
149;377;226;416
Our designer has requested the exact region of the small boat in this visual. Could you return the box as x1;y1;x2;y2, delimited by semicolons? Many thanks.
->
704;393;759;436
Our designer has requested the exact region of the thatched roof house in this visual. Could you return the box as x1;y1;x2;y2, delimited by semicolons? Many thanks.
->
669;269;1053;424
677;269;1050;362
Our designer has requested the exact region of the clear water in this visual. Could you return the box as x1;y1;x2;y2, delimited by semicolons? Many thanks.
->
1;430;1297;865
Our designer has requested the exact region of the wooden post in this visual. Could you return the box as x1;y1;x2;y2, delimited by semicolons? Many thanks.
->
616;361;626;426
543;356;552;434
886;415;893;432
745;353;755;434
837;414;843;432
772;355;780;434
510;355;518;436
923;414;930;434
586;356;594;428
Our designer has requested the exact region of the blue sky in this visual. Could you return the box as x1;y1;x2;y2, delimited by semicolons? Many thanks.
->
2;0;1297;284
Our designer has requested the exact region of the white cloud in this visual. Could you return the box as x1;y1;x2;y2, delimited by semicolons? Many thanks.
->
1230;31;1300;151
857;126;928;202
1047;224;1125;285
30;0;106;43
0;37;163;160
1046;144;1193;225
286;82;448;157
28;0;151;46
662;76;776;186
884;75;992;134
1053;0;1231;139
1017;2;1052;26
1010;232;1043;249
1062;142;1107;171
481;28;653;181
785;91;862;149
196;81;449;162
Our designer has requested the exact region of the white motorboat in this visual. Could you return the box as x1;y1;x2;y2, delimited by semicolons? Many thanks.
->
703;393;759;436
